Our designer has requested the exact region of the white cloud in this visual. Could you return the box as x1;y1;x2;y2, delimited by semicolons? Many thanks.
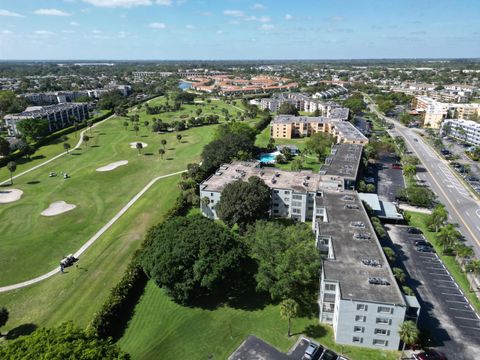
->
285;14;293;21
156;0;172;5
223;9;244;17
245;15;271;23
93;34;110;39
0;9;24;17
91;29;102;33
148;22;166;29
1;30;13;35
34;30;55;36
62;30;75;33
252;3;265;10
216;30;223;35
185;24;195;29
260;24;274;31
200;11;212;16
34;8;71;16
82;0;152;8
118;31;127;38
70;21;80;26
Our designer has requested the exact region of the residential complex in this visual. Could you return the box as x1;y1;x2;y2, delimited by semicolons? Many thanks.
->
199;158;419;351
270;115;368;145
259;92;349;120
441;119;480;147
412;96;480;128
4;103;90;136
185;75;298;96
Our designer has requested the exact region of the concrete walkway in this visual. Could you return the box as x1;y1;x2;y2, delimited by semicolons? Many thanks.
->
0;114;115;186
0;169;186;293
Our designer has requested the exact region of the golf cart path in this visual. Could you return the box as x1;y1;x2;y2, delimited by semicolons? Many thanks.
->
0;114;115;186
0;169;186;293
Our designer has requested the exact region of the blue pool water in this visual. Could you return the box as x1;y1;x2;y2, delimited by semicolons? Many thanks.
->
178;81;192;90
258;152;279;163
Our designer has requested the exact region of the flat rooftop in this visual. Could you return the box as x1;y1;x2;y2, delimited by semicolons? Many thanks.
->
200;161;322;193
320;144;363;179
317;191;405;305
331;121;369;142
4;102;86;119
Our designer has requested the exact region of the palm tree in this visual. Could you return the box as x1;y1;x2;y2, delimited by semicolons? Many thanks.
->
279;299;299;337
82;135;90;147
7;161;16;185
428;204;448;233
465;260;480;277
136;142;143;155
437;224;462;253
161;139;167;150
158;148;165;159
144;120;149;128
63;142;71;154
123;121;129;130
398;320;419;353
133;125;139;136
177;134;182;143
454;243;474;267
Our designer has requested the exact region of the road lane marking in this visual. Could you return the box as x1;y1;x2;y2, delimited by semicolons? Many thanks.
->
441;292;464;296
450;308;475;313
454;316;480;321
447;300;470;304
459;325;480;331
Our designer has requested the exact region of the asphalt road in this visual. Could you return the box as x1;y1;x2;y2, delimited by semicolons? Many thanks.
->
365;96;480;257
376;152;405;202
387;225;480;360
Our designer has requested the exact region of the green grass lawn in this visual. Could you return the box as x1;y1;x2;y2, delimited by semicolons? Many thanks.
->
0;117;216;285
119;282;398;360
406;211;480;313
0;174;181;332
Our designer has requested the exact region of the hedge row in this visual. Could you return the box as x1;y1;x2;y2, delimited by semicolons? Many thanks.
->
89;189;193;340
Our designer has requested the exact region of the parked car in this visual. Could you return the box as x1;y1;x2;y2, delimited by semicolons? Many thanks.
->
304;342;322;360
466;176;479;182
413;350;447;360
416;245;435;253
415;240;433;248
392;163;403;170
365;177;375;184
320;349;338;360
406;227;422;234
413;138;418;142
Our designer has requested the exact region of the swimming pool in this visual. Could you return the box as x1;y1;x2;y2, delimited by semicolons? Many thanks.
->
258;151;279;163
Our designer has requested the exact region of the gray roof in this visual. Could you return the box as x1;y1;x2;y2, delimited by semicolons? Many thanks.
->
4;102;87;120
320;144;363;180
317;191;405;305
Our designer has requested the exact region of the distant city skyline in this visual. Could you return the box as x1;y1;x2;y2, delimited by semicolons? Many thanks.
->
0;0;479;60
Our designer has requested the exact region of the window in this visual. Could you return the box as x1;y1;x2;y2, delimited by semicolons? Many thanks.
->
292;208;301;214
284;190;290;194
374;328;390;336
292;201;302;207
376;318;391;325
210;193;214;197
325;283;336;291
353;326;364;333
373;339;388;347
274;190;279;194
284;198;290;202
273;209;279;214
377;306;393;314
293;195;302;200
356;304;368;311
352;336;363;344
355;315;366;322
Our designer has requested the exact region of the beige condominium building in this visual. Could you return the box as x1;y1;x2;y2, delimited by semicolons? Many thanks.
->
270;115;369;145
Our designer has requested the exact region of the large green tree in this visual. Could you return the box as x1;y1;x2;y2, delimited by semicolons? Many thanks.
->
216;176;271;229
437;224;462;253
141;215;247;304
306;132;334;162
0;322;129;359
0;137;11;157
16;118;49;140
246;221;320;309
277;102;299;116
428;204;448;233
0;91;27;116
398;320;419;353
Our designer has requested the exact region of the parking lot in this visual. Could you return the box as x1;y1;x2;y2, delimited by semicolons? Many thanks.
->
376;152;405;202
387;225;480;360
229;336;309;360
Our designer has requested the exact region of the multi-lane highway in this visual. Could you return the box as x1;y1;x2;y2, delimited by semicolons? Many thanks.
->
365;95;480;256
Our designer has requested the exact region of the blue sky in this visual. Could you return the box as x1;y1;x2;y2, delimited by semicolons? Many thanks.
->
0;0;479;60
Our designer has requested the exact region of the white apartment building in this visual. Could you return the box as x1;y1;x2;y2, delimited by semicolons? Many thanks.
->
441;119;480;147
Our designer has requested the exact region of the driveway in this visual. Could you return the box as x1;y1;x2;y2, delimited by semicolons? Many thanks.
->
386;225;480;360
229;336;309;360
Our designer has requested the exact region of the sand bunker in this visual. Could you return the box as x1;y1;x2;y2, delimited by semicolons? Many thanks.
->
130;142;148;149
0;189;23;204
41;201;76;217
96;160;128;172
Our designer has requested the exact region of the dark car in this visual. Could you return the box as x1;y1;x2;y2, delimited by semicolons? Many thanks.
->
466;176;479;182
416;245;435;253
413;350;447;360
415;240;433;247
392;163;403;170
406;227;422;234
319;349;338;360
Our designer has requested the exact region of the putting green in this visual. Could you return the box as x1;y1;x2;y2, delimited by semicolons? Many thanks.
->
0;117;216;286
